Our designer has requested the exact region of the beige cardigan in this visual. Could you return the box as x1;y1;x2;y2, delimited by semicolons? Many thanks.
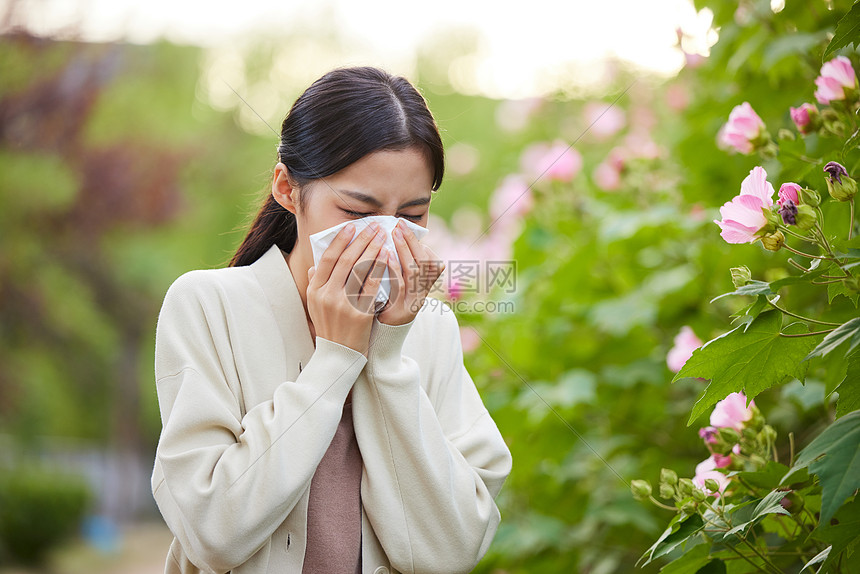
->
150;243;512;574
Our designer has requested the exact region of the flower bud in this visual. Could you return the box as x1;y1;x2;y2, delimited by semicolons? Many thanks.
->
801;187;821;207
778;198;798;225
790;103;821;135
760;206;781;233
704;478;721;493
659;483;676;499
718;428;741;444
730;266;752;289
678;478;695;496
631;479;652;501
821;108;840;123
758;424;777;446
777;128;796;141
681;499;699;513
795;204;817;230
660;468;679;486
824;161;858;201
760;230;785;252
758;140;778;160
692;488;706;502
749;454;767;467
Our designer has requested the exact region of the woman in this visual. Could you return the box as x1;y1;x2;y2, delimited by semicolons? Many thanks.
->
151;65;512;574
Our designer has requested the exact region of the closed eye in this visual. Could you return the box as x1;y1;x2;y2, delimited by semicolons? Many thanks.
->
341;209;423;221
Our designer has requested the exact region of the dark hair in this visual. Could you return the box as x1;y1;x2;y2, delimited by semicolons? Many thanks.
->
229;66;445;267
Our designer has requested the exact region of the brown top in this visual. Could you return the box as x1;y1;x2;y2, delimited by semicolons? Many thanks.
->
301;398;363;574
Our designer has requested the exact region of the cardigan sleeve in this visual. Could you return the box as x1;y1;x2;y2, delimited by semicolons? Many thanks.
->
150;270;368;574
351;300;512;574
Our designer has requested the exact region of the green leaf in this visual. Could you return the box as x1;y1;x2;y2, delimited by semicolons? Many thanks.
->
811;498;860;570
799;546;831;573
804;318;860;361
727;461;790;490
823;1;860;60
694;559;726;574
638;514;704;567
710;280;773;303
844;127;860;158
786;410;860;525
676;311;820;425
836;354;860;418
658;543;711;574
827;279;860;307
711;268;827;304
724;490;791;537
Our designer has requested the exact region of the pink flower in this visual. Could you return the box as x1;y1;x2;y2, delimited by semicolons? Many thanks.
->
459;326;480;353
710;392;755;431
713;453;732;468
520;140;582;182
777;182;801;207
693;455;730;496
713;166;775;244
667;326;703;372
698;426;718;444
790;103;818;134
666;84;689;112
814;56;858;105
718;102;766;154
593;160;621;191
684;52;706;69
490;174;533;222
583;101;626;140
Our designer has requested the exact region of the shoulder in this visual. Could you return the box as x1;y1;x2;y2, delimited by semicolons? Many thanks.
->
162;266;254;305
158;266;259;327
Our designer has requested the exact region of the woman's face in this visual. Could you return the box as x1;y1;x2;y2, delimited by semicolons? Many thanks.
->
273;147;435;258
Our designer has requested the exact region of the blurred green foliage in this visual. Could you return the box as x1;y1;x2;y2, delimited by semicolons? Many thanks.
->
0;466;91;565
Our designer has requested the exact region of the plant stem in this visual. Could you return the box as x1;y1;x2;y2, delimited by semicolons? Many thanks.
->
812;279;845;284
782;245;832;260
724;543;772;573
782;227;814;241
787;259;811;272
789;433;795;468
779;328;835;337
648;495;677;511
850;201;855;241
766;299;843;326
739;537;786;574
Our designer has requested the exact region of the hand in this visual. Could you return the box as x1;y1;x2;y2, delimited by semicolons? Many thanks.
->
306;221;389;357
376;219;445;327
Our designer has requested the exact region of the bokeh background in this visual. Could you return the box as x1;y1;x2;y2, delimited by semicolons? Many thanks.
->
0;0;851;572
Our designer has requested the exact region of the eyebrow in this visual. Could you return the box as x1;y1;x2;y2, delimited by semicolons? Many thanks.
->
336;189;431;210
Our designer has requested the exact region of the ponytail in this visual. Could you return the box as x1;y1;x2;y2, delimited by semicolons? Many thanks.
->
228;193;297;267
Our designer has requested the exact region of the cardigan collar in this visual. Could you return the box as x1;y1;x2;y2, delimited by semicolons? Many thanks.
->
250;243;317;371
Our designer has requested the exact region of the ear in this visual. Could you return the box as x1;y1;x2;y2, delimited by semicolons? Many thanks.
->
272;162;300;214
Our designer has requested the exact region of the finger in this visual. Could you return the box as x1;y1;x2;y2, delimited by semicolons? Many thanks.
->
419;245;446;293
312;223;356;286
392;223;418;294
349;225;388;286
351;249;388;314
329;223;384;287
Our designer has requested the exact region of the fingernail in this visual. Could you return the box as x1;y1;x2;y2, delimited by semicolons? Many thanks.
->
343;223;355;234
393;227;403;241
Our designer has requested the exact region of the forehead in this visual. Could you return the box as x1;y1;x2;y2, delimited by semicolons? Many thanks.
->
316;148;434;203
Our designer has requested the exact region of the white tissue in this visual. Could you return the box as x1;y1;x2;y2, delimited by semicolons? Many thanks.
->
308;215;429;312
